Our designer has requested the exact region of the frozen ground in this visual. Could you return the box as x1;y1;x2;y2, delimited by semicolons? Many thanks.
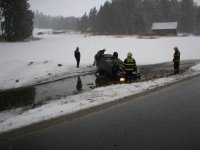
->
0;29;200;133
0;29;200;90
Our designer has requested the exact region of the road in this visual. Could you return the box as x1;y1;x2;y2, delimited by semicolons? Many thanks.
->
1;76;200;150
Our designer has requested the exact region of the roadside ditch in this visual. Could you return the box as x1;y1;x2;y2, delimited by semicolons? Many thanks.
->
0;59;199;111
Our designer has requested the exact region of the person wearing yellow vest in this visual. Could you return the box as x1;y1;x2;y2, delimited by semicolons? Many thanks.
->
123;52;137;82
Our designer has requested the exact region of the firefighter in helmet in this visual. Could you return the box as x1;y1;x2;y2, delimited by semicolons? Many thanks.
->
123;52;137;82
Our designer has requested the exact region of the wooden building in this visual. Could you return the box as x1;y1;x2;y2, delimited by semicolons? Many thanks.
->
152;22;178;36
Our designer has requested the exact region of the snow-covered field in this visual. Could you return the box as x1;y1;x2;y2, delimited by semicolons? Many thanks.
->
0;29;200;133
1;29;200;90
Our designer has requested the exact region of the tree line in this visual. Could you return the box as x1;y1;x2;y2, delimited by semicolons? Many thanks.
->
34;11;77;30
78;0;200;35
1;0;200;42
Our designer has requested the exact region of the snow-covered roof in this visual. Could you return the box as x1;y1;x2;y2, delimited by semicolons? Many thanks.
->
152;22;178;30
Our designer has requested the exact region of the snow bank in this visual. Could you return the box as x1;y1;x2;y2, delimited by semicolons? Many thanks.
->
0;66;200;133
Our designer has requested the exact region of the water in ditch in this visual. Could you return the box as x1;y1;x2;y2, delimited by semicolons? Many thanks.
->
35;74;97;103
0;74;112;110
0;59;199;111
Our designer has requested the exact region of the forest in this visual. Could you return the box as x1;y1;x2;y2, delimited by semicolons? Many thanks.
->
33;11;77;31
1;0;200;41
34;0;200;35
78;0;200;35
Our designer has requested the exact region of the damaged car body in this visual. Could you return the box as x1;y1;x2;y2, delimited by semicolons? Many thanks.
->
94;50;141;85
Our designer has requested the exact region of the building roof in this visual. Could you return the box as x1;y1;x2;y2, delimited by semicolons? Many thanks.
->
152;22;178;30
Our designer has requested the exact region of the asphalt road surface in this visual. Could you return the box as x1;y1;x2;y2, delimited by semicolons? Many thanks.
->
1;76;200;150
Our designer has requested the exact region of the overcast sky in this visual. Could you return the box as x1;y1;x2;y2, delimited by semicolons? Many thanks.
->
29;0;110;17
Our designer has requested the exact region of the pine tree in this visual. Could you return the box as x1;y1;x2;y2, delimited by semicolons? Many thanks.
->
159;0;171;21
111;0;125;34
89;7;98;32
169;0;179;21
143;0;157;32
0;0;34;41
97;1;113;34
194;7;200;34
78;13;89;33
0;1;3;34
179;0;194;33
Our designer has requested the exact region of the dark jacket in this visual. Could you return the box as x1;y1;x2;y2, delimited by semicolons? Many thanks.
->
95;49;105;60
173;50;180;62
124;57;137;71
74;49;80;61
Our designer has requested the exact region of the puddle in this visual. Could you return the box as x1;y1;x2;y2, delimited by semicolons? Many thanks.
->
35;74;96;103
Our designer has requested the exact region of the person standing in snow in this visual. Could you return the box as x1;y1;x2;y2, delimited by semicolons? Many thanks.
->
173;47;180;74
123;52;137;82
74;47;81;68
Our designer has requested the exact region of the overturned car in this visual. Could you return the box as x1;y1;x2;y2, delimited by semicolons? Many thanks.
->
94;50;141;84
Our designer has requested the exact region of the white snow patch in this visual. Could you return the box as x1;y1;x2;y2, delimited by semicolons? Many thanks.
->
0;30;200;133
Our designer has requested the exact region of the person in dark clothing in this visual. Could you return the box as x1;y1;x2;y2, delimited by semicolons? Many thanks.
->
173;47;180;74
111;51;121;81
112;60;124;82
74;47;81;68
113;52;118;59
123;52;137;82
95;49;106;60
93;49;106;66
